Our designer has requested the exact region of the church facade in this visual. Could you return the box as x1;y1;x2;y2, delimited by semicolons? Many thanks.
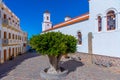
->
42;0;120;59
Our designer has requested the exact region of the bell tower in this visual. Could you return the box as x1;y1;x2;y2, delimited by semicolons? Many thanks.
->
42;11;52;31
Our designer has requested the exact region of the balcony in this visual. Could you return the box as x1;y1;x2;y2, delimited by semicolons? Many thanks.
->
9;23;20;32
8;39;12;45
8;21;13;28
2;19;20;32
2;39;8;46
2;19;8;27
8;39;21;45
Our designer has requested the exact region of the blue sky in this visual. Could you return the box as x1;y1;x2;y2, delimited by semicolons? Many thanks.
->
4;0;89;39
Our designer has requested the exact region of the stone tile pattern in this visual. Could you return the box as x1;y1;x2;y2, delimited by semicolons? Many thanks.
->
0;52;120;80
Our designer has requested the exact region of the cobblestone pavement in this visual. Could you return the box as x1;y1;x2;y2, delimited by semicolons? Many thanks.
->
0;52;120;80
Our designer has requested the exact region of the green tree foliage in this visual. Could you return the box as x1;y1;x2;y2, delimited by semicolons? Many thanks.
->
30;32;77;56
30;32;77;71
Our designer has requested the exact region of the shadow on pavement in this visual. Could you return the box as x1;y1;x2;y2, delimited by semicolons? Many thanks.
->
0;52;40;79
60;60;84;74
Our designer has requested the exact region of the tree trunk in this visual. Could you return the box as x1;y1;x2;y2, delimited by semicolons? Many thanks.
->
48;54;62;72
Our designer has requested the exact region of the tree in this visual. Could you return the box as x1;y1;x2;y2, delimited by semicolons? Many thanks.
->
30;32;77;73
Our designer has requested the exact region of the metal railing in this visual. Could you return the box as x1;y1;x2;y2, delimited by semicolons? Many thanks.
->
2;19;8;27
2;39;8;45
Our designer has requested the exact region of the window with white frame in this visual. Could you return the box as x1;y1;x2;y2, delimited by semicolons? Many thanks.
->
77;31;82;45
107;10;116;30
98;16;102;32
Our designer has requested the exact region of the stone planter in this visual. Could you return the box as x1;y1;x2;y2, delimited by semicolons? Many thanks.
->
40;67;68;80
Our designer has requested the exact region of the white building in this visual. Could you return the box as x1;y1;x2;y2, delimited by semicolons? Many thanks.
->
0;3;27;63
42;0;120;65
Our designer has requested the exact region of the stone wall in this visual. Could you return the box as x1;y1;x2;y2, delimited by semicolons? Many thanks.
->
77;52;120;67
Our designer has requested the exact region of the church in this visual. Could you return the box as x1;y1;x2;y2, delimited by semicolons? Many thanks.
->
42;0;120;65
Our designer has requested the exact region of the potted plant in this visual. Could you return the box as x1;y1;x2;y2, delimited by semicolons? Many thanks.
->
30;32;77;79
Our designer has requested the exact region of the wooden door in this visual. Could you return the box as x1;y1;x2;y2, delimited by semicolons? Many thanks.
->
0;50;1;63
9;48;11;59
4;50;7;61
16;48;17;56
12;48;14;56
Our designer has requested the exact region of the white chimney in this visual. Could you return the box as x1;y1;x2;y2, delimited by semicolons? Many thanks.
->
65;16;71;21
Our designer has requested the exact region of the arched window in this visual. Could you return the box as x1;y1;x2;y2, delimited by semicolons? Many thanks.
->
12;34;14;39
4;31;7;39
77;32;82;45
3;14;6;19
107;10;116;30
9;33;11;39
46;16;49;20
98;16;102;32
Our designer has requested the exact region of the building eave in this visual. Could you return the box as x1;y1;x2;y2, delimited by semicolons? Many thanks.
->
43;12;89;32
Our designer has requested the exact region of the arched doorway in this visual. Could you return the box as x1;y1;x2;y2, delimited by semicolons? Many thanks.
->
16;47;17;56
9;48;11;59
0;51;1;63
12;48;14;57
4;49;7;61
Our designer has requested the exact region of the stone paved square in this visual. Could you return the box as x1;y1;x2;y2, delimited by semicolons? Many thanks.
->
0;52;120;80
